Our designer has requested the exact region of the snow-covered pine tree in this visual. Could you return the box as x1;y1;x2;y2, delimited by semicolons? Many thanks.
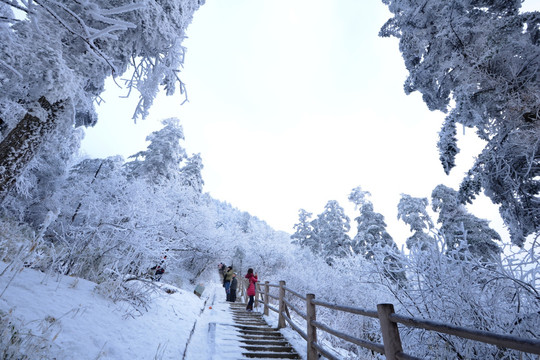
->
180;153;204;193
349;187;395;257
380;0;540;246
236;211;253;234
314;200;352;263
397;194;437;250
291;209;317;251
349;186;405;283
125;118;187;183
431;184;502;262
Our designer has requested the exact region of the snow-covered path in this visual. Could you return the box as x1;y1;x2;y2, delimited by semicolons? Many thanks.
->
183;282;247;359
184;282;303;360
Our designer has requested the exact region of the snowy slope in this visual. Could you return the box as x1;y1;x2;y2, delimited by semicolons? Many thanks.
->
0;263;312;360
0;263;226;359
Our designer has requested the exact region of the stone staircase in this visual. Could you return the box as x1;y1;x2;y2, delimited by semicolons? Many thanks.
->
229;303;301;359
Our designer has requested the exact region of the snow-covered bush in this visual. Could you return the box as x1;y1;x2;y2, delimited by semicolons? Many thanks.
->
94;277;157;316
0;218;35;263
277;186;539;358
0;309;61;359
372;237;540;359
279;251;391;358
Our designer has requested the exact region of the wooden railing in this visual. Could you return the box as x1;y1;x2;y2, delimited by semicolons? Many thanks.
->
237;279;540;360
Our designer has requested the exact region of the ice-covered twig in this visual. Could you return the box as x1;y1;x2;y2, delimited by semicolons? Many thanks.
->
0;0;31;13
0;15;20;22
0;59;24;79
88;24;127;41
39;0;91;37
96;3;145;16
32;0;143;75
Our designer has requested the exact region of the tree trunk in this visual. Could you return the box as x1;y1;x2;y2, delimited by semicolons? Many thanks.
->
0;97;64;203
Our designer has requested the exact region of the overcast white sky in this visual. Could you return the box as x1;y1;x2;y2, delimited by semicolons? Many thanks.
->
81;0;539;245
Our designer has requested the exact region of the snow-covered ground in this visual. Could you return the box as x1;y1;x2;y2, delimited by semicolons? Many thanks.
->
0;263;308;359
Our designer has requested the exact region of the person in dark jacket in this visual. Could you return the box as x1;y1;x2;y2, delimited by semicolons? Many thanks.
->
245;268;258;311
228;273;238;302
223;266;234;301
150;255;167;281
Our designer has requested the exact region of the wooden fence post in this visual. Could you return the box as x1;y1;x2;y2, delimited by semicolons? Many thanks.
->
264;281;269;316
377;303;403;360
255;282;260;308
306;293;318;360
242;278;248;304
238;278;242;301
278;280;286;329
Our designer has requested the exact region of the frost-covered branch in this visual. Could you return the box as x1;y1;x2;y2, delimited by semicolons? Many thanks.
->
0;59;23;79
33;0;119;73
0;0;31;13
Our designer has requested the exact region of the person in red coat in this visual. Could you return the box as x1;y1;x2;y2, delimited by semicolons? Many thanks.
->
245;268;258;311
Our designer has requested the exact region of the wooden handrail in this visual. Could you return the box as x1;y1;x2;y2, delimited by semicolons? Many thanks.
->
266;303;279;314
283;285;306;301
282;310;308;340
389;313;540;355
396;352;423;360
378;303;404;360
311;341;340;360
263;281;269;315
312;319;385;354
311;298;378;318
283;297;307;320
238;277;540;359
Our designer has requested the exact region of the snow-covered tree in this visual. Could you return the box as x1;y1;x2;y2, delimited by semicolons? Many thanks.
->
0;0;204;203
382;235;540;359
349;186;405;283
349;187;395;257
180;153;204;193
380;0;540;246
236;211;253;234
397;194;437;250
291;209;318;251
431;184;502;262
314;200;352;262
125;118;187;183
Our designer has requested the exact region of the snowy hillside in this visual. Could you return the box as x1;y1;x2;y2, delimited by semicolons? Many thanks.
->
0;262;312;360
0;262;205;359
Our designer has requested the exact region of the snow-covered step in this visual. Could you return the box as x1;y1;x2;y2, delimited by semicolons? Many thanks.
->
240;339;291;347
228;303;301;360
